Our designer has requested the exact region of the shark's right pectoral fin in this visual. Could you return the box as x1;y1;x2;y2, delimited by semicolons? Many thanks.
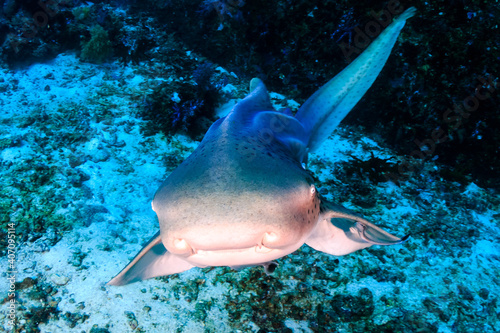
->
107;231;194;286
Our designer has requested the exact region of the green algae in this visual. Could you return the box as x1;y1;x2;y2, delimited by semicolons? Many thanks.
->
81;25;113;64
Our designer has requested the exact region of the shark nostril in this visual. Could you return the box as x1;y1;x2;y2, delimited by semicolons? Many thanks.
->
262;232;278;246
172;238;192;254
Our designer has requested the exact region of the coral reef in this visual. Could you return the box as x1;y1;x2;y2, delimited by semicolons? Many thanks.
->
140;61;225;140
344;152;400;184
81;25;113;63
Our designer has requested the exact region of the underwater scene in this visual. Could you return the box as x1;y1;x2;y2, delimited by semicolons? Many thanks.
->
0;0;499;332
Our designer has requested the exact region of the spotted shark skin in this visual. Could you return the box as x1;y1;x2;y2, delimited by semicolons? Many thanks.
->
108;7;415;286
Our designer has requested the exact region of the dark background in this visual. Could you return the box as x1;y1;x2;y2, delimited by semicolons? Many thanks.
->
1;0;498;189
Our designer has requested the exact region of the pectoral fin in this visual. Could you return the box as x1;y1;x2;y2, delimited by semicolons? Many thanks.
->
306;201;408;256
107;231;194;286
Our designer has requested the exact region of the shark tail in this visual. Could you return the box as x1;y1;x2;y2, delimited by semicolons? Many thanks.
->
295;7;417;152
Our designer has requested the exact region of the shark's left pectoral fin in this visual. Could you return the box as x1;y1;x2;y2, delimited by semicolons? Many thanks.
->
306;201;409;256
107;231;194;286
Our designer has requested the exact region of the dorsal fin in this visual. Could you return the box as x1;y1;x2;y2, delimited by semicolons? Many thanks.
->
252;111;308;163
227;78;276;123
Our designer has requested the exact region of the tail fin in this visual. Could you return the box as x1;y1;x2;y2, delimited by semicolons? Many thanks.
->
295;7;417;151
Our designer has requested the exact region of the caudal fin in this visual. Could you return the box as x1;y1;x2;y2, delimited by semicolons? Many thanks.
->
295;7;417;152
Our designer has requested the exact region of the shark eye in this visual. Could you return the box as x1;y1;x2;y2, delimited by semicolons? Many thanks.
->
310;185;316;195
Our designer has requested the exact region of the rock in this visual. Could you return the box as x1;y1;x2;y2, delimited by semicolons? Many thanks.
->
330;288;374;322
68;154;86;168
50;273;70;286
92;149;110;162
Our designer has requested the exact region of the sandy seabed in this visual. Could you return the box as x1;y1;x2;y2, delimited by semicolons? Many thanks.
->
0;53;499;332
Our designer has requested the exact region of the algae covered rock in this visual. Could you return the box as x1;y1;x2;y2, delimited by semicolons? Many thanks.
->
81;25;113;63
